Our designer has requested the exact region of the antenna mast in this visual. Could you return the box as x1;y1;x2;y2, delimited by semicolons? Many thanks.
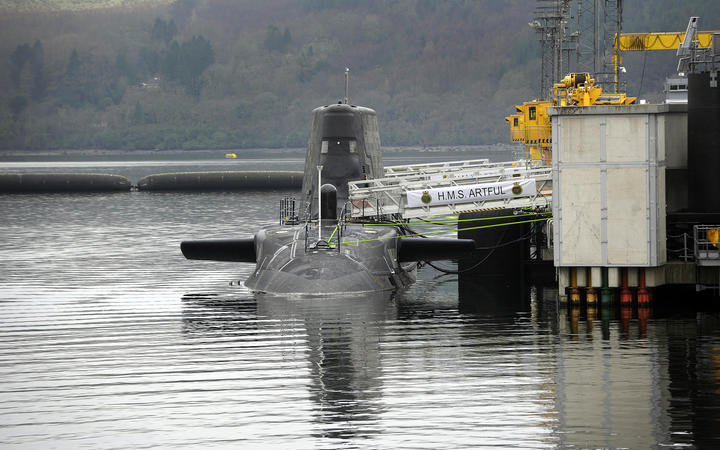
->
344;67;350;104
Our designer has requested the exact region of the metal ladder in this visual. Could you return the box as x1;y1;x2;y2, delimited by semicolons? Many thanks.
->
349;159;552;219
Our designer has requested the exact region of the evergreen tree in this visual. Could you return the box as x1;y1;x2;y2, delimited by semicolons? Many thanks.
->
151;17;177;43
66;49;81;79
139;47;160;77
179;35;215;97
10;95;28;120
62;49;86;107
264;25;291;53
30;40;47;101
162;41;181;80
131;100;143;124
115;48;137;83
10;43;32;89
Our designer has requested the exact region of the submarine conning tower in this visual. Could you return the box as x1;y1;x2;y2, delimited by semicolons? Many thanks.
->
301;103;384;218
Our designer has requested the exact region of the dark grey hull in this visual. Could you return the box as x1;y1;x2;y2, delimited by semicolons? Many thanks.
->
245;224;417;295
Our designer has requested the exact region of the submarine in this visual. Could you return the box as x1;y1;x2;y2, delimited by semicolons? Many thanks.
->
181;101;475;295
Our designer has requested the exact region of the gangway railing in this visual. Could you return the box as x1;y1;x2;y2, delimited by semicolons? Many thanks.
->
694;225;720;266
349;159;552;219
382;158;491;178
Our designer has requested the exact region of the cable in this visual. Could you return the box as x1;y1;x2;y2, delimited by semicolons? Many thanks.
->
638;50;648;98
348;211;551;227
424;228;510;274
339;216;550;245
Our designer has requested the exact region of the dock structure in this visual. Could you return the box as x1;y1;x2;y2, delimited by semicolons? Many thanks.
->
549;103;687;302
348;160;552;219
349;96;718;301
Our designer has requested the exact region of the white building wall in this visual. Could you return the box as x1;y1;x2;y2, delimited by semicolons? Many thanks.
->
551;105;672;268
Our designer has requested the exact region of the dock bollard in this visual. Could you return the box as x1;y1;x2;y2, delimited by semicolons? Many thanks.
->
600;267;613;306
620;267;633;305
585;267;597;304
637;268;651;305
569;267;581;304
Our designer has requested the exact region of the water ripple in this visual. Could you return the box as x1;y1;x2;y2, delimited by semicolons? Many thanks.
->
1;185;720;448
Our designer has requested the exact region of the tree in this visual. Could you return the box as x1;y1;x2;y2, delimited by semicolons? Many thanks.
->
161;35;215;97
61;49;84;107
139;47;160;77
116;48;137;83
151;17;177;43
66;48;81;79
263;25;292;53
30;41;47;101
180;35;215;96
10;43;32;89
162;41;181;80
9;41;46;101
131;100;144;124
10;96;28;120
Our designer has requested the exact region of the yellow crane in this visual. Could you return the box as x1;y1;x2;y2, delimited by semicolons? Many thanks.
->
507;17;718;165
613;16;720;88
506;72;635;164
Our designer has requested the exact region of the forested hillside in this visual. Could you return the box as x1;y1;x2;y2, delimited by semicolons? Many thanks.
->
0;0;717;151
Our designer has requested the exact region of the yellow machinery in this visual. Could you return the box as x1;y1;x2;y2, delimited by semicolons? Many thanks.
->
550;73;635;106
613;17;719;87
509;18;718;165
506;100;553;163
506;72;636;164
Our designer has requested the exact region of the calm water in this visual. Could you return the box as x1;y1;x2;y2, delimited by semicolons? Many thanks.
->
1;159;720;449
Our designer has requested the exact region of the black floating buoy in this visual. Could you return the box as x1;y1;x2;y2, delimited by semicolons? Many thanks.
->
0;173;131;193
137;171;303;191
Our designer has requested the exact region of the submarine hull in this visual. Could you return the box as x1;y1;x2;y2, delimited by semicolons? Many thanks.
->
181;101;476;294
244;224;416;295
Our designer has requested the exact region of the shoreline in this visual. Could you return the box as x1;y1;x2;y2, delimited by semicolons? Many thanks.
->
0;144;520;162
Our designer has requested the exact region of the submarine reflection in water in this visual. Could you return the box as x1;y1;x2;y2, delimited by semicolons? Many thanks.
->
181;103;474;294
181;291;395;441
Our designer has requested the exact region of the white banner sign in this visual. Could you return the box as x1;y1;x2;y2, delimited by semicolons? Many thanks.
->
406;178;536;208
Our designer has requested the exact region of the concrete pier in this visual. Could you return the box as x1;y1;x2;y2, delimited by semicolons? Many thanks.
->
0;173;131;192
137;171;303;191
549;104;692;302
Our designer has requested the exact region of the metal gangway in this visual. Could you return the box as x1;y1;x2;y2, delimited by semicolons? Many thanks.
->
349;159;552;219
382;158;490;178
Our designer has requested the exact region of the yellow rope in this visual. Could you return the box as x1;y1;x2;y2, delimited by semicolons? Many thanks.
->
347;211;551;226
327;223;340;243
339;216;551;245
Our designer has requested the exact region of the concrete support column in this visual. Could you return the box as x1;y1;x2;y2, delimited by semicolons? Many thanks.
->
586;267;598;304
569;267;581;304
558;267;570;303
608;267;620;288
